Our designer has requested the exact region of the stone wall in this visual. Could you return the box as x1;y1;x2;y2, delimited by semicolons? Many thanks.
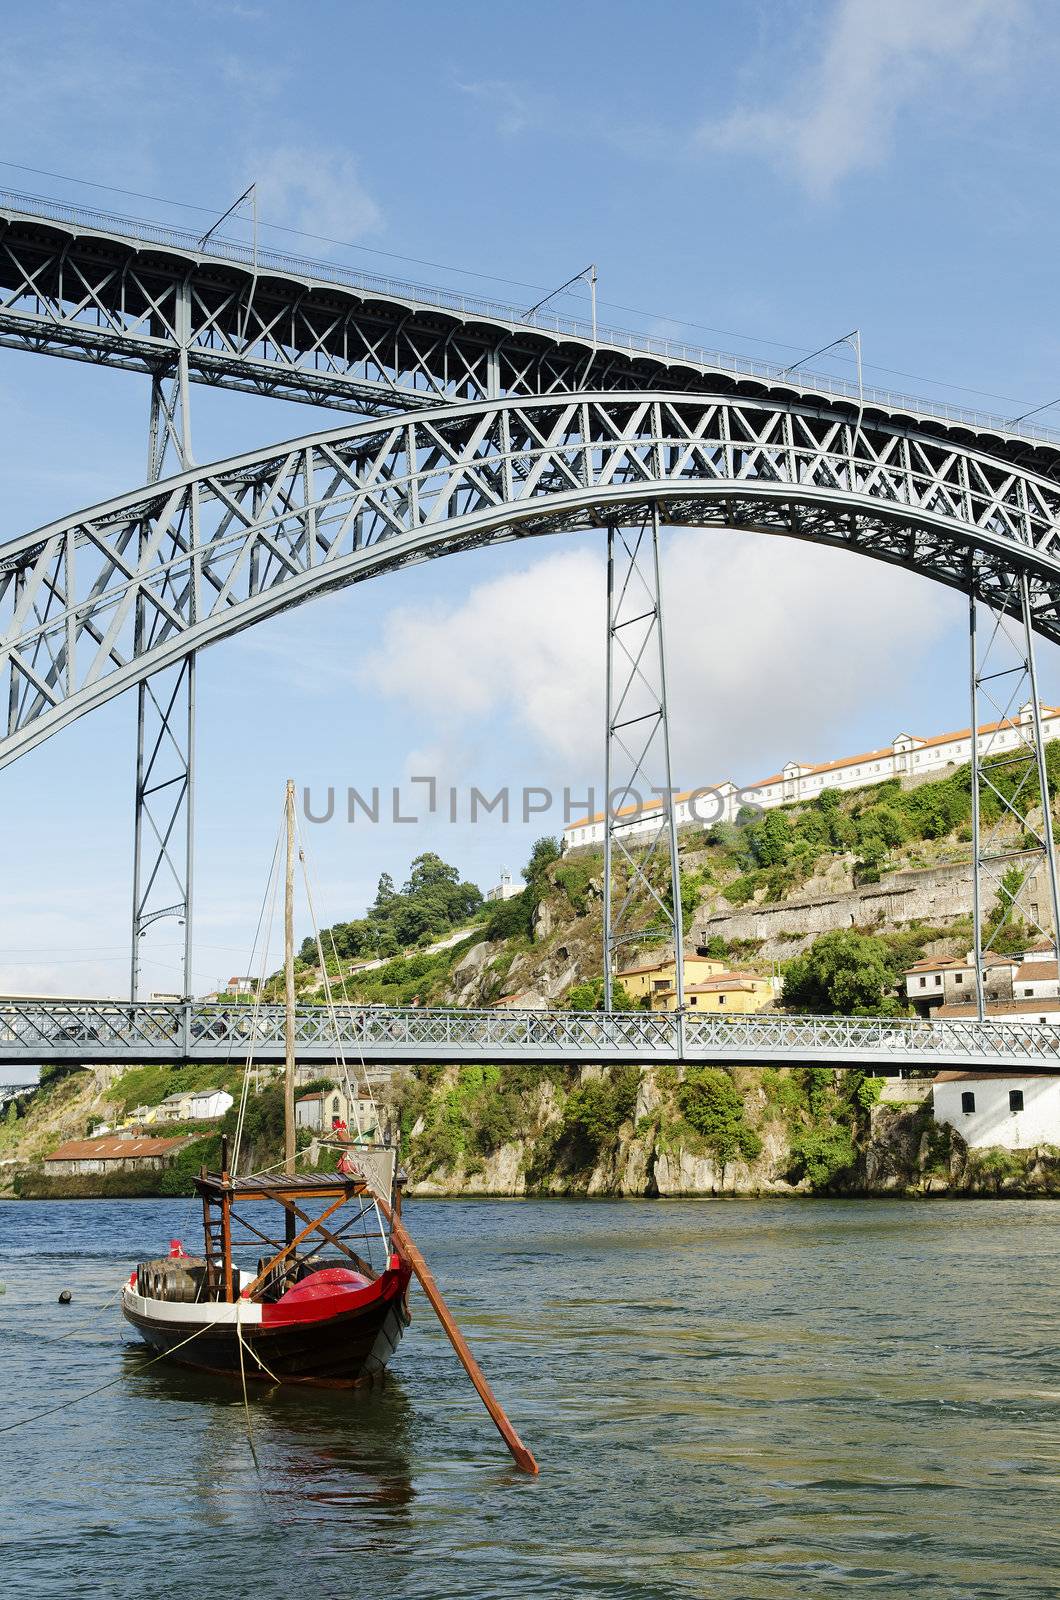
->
693;853;1049;957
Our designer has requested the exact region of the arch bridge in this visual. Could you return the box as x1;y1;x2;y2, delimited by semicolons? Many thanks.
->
2;190;1060;1057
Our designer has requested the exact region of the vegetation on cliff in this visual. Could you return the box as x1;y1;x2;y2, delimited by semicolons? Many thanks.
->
388;1061;1057;1199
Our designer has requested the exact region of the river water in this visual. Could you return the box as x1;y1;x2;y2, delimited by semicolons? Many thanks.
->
1;1197;1057;1599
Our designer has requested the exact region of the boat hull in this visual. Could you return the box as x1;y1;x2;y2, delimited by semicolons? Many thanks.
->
121;1265;411;1389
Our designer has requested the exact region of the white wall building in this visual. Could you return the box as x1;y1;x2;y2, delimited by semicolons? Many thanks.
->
153;1088;234;1123
932;1071;1060;1150
486;869;522;902
295;1086;382;1138
1012;959;1060;1001
563;704;1060;851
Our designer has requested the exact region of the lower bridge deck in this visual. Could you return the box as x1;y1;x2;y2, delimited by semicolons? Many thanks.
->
1;1000;1057;1072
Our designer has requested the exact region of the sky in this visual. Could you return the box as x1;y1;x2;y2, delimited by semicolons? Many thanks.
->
2;0;1059;999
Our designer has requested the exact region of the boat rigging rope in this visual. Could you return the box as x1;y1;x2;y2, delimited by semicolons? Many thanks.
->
294;816;381;1140
233;809;285;1171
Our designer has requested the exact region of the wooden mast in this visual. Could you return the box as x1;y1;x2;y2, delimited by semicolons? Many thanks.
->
284;778;297;1185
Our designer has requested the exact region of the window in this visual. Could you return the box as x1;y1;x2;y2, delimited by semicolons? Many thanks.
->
935;975;942;987
919;976;927;989
955;973;963;984
961;1091;976;1114
718;994;726;1005
1025;989;1033;998
1009;1089;1024;1113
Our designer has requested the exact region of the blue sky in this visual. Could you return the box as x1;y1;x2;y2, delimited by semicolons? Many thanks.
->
1;0;1058;998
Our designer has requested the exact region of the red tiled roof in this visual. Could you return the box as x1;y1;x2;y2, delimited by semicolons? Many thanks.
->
46;1135;192;1161
1014;961;1059;983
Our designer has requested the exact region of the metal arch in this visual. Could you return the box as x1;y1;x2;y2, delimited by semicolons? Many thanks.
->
7;391;1060;771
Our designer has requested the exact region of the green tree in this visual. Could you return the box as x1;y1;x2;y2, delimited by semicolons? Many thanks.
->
782;930;902;1016
404;852;460;897
566;977;636;1011
678;1068;762;1163
523;836;562;887
561;1066;639;1164
371;872;397;913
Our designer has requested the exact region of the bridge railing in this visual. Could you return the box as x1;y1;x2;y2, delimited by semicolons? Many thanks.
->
1;998;1058;1066
3;186;1059;450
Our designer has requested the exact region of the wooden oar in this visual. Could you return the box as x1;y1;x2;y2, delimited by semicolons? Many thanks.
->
374;1192;540;1476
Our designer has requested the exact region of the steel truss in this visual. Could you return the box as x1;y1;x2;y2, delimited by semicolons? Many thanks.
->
131;288;196;1000
603;509;683;1007
6;393;1060;770
968;567;1060;1014
2;998;1059;1072
6;195;1060;459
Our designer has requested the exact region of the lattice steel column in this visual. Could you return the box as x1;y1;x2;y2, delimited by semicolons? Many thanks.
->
968;564;1060;1019
131;280;196;1000
602;507;684;1009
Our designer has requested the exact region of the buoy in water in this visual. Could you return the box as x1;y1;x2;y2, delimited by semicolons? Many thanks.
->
58;1289;72;1304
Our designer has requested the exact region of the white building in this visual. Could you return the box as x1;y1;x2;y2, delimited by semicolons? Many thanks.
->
153;1088;234;1123
486;869;522;902
295;1086;382;1139
563;704;1060;850
905;943;1059;1020
225;976;257;996
1013;958;1060;1002
932;1071;1060;1150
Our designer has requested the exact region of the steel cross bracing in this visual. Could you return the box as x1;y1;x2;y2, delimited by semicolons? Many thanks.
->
9;193;1060;458
603;509;684;1007
967;567;1060;1014
7;393;1060;769
2;998;1060;1071
131;278;196;999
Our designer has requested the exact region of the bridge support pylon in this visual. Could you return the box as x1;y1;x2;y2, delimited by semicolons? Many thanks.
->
131;281;196;1001
602;506;684;1010
968;562;1060;1019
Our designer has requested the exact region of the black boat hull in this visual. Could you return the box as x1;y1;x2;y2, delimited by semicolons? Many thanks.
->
121;1277;410;1389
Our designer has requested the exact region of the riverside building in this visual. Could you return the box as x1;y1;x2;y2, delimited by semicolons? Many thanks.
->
563;703;1060;851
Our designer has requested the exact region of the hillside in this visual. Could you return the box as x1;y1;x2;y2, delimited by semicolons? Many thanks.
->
292;747;1060;1015
6;748;1059;1202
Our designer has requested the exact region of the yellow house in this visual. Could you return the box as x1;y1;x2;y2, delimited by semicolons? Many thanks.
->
617;953;729;1002
649;971;774;1014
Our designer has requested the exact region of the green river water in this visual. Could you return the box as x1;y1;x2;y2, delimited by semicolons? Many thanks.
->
1;1197;1057;1599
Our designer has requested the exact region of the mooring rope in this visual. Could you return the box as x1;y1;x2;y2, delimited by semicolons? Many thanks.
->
0;1308;228;1434
234;1297;261;1474
38;1285;125;1343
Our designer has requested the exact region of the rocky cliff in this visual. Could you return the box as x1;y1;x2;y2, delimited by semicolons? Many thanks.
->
395;1063;1060;1200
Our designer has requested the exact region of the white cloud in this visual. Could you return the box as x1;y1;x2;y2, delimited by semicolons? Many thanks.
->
455;78;534;138
357;530;950;789
254;146;383;240
699;0;1024;196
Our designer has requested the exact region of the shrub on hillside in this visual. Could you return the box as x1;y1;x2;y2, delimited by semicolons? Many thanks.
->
677;1067;762;1164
